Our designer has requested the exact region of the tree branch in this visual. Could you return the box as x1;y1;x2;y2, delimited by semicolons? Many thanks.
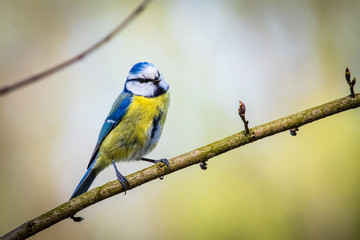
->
2;93;360;240
0;0;152;97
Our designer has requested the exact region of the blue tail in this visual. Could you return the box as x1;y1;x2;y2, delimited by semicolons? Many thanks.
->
70;163;97;200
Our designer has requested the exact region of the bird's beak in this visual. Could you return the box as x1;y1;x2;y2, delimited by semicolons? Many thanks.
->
154;78;161;83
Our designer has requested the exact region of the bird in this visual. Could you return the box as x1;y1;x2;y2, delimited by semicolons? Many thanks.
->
70;62;170;201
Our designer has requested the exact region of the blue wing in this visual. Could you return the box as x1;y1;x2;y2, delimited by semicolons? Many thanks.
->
87;91;133;169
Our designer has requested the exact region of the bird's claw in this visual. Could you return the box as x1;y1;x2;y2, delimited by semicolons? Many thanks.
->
116;172;129;194
157;158;170;169
155;158;169;180
140;157;169;180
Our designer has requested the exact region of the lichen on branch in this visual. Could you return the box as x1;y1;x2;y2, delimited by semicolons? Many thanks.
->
2;93;360;240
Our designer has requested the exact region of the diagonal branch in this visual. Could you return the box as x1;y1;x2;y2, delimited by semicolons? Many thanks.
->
0;0;152;97
2;93;360;240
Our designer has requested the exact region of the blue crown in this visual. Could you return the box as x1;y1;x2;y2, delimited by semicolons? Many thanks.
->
129;62;155;74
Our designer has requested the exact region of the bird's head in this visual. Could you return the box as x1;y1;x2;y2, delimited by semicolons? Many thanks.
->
124;62;169;97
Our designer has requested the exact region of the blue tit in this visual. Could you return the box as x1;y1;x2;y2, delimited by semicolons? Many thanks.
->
70;62;170;200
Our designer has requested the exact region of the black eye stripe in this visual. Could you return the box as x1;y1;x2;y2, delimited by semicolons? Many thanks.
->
128;77;162;83
128;78;153;83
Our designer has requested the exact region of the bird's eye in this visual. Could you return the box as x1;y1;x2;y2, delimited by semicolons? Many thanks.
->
137;78;151;83
128;78;155;83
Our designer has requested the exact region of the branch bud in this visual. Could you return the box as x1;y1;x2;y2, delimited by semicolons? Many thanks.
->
238;100;246;117
238;100;250;134
345;67;351;83
345;67;356;98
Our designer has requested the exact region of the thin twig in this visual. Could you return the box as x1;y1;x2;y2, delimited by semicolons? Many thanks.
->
2;93;360;240
0;0;152;97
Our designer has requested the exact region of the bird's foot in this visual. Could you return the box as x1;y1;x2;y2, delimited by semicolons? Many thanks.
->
153;158;170;169
112;161;130;194
141;157;170;169
116;171;130;194
141;157;170;180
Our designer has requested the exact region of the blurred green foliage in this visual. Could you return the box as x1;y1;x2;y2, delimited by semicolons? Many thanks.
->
1;0;360;239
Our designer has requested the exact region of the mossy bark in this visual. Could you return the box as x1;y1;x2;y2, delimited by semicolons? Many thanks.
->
2;94;360;240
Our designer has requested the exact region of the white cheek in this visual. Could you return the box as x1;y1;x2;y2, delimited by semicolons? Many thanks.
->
125;81;156;97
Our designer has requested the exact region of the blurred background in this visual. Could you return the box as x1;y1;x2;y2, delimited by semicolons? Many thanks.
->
1;0;360;239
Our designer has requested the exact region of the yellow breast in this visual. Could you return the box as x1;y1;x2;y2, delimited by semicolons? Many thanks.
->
95;92;169;169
